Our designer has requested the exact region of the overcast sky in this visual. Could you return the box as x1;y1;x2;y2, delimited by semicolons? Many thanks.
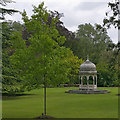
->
5;0;118;43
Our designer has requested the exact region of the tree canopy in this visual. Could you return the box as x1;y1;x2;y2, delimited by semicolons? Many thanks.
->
6;2;82;92
64;23;112;63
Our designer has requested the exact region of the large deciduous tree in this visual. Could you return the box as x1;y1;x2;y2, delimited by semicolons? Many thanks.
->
65;23;112;63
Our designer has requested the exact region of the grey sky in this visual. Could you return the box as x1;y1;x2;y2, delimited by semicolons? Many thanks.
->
5;0;118;44
75;2;105;11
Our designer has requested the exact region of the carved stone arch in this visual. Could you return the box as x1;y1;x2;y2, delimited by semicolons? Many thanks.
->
83;75;87;85
89;76;93;84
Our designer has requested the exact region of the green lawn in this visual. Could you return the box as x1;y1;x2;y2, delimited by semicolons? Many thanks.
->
2;87;118;118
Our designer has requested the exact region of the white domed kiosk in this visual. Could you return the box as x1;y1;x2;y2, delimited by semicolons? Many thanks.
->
79;57;97;90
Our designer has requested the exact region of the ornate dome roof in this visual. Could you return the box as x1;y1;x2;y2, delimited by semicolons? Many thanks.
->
79;58;97;74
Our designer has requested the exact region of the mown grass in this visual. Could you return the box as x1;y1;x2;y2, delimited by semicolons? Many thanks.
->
2;87;118;118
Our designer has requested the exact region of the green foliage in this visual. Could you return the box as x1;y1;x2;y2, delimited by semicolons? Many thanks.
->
65;23;112;63
2;1;119;93
97;50;119;87
64;23;118;87
103;0;120;29
10;2;80;90
67;56;84;84
2;21;24;94
2;75;23;94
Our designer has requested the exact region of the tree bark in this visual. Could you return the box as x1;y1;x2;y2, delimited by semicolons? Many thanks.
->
44;84;46;115
44;74;47;116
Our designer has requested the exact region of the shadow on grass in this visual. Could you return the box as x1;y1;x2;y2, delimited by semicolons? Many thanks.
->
35;115;55;119
2;93;36;100
1;118;119;120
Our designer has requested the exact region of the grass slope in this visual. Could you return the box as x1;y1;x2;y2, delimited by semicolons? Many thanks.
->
2;87;118;118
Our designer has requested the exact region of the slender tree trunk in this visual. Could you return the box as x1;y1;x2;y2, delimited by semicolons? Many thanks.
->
44;74;47;116
44;83;46;116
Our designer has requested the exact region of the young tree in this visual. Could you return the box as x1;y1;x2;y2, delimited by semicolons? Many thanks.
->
10;2;81;116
